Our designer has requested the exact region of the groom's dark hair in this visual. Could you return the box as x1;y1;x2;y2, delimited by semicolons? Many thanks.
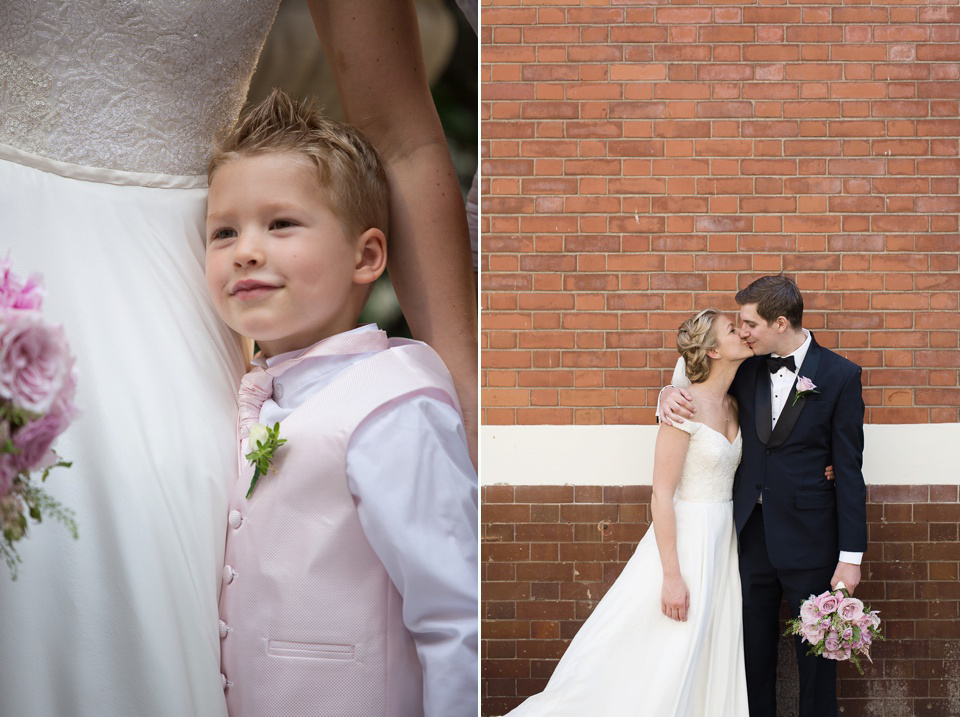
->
735;274;803;329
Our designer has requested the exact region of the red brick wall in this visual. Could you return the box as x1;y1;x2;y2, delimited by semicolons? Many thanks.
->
481;1;960;427
481;483;960;717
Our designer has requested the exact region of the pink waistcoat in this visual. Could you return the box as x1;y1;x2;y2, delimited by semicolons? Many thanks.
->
219;338;459;717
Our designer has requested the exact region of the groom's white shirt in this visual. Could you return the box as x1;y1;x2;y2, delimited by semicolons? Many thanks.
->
768;329;811;427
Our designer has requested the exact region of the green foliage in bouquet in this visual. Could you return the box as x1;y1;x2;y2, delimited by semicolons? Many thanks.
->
1;411;77;580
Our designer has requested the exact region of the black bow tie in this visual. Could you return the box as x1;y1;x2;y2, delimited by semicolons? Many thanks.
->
767;355;797;373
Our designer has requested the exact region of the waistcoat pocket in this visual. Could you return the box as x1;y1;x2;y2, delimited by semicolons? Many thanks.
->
267;640;355;660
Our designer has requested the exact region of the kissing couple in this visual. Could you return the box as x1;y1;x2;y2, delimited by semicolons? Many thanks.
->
504;274;866;717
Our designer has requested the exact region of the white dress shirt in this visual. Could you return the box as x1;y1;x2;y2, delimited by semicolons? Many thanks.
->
254;325;479;716
769;329;812;429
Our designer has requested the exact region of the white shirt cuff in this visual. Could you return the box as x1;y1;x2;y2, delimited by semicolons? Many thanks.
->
838;551;863;565
655;385;672;421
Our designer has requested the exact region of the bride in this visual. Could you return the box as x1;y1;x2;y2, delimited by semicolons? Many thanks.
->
506;309;752;717
0;3;475;716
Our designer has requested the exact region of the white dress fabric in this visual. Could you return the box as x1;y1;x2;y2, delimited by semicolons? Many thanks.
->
0;3;279;716
507;421;749;717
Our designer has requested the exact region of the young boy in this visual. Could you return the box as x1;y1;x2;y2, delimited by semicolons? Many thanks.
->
205;90;477;717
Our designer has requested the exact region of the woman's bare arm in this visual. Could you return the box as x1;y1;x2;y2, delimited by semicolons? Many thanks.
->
651;424;692;621
307;0;478;465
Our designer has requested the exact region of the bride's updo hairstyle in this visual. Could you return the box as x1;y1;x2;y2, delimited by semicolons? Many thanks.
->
676;309;722;384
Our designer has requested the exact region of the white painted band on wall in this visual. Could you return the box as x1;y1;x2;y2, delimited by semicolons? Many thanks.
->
480;424;960;487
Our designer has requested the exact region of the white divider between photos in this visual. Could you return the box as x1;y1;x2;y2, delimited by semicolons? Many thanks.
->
479;424;960;487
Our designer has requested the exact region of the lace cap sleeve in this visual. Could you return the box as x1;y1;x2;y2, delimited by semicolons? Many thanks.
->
668;420;700;437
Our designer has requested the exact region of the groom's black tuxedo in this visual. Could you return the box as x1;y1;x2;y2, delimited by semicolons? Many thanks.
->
730;333;867;565
728;333;866;717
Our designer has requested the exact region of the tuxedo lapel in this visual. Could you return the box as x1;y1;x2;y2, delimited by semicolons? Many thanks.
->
768;337;822;449
755;359;772;444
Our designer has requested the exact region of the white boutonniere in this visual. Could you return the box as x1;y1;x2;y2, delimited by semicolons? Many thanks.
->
245;422;286;499
793;376;821;406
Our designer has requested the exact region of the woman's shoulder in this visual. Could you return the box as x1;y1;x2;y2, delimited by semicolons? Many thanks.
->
663;418;701;437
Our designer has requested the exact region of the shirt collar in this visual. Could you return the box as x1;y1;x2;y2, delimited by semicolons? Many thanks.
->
252;324;381;370
772;328;811;370
253;324;385;412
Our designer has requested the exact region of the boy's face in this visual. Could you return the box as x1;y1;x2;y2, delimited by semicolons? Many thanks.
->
205;152;362;358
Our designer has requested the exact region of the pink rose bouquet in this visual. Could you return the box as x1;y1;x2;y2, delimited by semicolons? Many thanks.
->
0;258;78;579
784;582;883;675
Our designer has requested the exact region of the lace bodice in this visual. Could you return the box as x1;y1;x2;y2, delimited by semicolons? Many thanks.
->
671;421;742;503
0;1;279;176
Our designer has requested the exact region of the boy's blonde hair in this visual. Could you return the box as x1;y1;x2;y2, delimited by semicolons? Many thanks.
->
209;88;389;240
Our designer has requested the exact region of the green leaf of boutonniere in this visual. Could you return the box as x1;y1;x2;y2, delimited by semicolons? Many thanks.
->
792;375;821;406
245;422;287;499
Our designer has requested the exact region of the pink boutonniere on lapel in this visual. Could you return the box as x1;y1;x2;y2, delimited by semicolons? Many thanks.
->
793;376;821;406
245;422;286;499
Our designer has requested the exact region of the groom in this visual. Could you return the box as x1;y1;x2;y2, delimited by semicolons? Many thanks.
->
661;275;866;717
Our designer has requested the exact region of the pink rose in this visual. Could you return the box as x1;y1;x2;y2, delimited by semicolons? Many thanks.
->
824;632;840;653
815;592;841;615
11;356;77;473
838;596;865;622
50;358;77;417
796;376;817;393
12;409;70;474
0;313;70;414
801;622;824;645
823;646;850;662
0;259;44;311
799;597;821;625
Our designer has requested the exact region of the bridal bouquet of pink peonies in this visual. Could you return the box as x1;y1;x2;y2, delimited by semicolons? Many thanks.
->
784;582;883;675
0;258;78;578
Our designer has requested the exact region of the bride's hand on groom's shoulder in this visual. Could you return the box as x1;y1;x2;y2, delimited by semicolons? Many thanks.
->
660;387;696;426
661;575;690;622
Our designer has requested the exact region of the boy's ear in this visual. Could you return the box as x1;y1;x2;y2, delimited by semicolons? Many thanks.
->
353;228;387;286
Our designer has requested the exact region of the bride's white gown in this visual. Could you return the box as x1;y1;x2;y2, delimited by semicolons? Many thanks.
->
0;3;279;715
507;420;749;717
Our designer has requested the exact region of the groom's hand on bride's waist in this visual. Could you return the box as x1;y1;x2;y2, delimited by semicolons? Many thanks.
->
659;386;696;426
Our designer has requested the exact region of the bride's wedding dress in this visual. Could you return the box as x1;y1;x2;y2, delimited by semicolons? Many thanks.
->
0;3;279;715
507;420;749;717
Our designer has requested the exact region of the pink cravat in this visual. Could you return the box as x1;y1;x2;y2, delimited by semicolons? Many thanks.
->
235;329;391;467
238;366;274;447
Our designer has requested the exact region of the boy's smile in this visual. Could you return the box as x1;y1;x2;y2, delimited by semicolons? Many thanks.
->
205;152;370;358
229;278;281;301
